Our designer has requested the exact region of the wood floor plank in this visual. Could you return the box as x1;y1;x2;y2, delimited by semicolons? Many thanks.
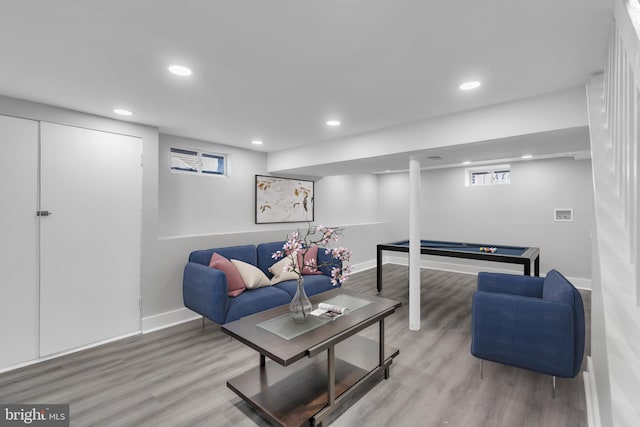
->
0;265;590;426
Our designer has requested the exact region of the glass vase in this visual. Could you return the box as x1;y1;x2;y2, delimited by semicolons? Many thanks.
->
290;276;312;323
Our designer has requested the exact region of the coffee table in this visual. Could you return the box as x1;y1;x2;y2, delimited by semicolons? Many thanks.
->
222;289;401;427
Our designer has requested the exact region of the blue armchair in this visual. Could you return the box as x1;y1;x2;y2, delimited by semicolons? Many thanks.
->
471;269;585;386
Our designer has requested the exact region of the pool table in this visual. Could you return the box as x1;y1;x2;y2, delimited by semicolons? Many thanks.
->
376;239;540;292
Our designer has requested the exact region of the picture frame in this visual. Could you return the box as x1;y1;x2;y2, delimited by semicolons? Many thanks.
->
255;175;314;224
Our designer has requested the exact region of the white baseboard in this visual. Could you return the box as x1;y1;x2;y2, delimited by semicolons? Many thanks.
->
383;255;592;290
0;310;200;373
351;259;377;273
568;277;592;291
142;307;201;334
0;330;140;375
584;356;601;427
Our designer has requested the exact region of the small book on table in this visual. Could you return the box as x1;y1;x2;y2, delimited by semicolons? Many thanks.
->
311;302;347;319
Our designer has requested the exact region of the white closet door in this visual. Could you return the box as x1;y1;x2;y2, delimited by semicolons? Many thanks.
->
0;115;39;369
39;122;142;356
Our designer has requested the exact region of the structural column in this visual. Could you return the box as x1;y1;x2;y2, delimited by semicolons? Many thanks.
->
409;155;421;330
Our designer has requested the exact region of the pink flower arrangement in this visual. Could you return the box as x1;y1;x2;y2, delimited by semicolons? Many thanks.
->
272;224;352;286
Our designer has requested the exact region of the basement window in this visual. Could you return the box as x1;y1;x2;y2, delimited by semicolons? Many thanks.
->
170;148;226;176
465;164;510;186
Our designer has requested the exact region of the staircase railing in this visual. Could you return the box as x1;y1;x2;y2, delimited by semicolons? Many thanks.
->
586;1;640;426
599;0;640;304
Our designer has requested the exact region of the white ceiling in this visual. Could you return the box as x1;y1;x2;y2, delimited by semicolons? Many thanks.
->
0;1;611;165
279;126;593;176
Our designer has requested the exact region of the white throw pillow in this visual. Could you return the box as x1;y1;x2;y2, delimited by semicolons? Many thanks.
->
269;257;300;285
230;259;271;289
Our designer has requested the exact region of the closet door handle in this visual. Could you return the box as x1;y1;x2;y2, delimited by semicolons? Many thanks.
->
36;210;52;217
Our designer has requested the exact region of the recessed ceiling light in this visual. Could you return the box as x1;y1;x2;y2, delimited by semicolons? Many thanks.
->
459;81;481;91
252;140;263;145
462;161;472;165
326;120;341;127
521;154;533;159
113;108;133;116
168;64;192;77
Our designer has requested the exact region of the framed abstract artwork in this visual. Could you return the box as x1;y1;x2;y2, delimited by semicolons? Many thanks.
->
255;175;314;223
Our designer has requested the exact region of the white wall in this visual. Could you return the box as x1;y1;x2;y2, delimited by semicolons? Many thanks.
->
379;157;594;282
314;174;379;225
160;134;382;237
314;174;384;269
159;134;270;236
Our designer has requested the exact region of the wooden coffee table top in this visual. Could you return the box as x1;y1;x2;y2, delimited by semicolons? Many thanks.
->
222;289;401;366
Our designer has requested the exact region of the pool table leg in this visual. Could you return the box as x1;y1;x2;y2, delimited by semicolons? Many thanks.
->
376;246;383;292
526;256;541;276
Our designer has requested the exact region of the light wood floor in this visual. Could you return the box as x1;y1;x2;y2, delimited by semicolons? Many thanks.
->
0;266;590;427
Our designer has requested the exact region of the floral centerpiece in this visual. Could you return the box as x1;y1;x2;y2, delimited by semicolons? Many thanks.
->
272;224;352;322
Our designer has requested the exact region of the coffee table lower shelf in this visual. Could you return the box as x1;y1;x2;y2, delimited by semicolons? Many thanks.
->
227;335;399;427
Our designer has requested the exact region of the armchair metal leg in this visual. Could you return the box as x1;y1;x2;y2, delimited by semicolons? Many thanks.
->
480;360;484;380
552;376;556;399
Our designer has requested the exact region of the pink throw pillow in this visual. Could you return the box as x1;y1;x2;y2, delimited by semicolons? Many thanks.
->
209;252;246;297
298;245;323;275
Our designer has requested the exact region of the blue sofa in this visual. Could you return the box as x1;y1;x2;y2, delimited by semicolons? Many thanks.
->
182;241;340;324
471;269;585;379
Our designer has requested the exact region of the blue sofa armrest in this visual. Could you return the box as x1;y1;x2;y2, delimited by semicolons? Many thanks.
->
183;261;229;324
477;272;544;298
471;291;577;377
